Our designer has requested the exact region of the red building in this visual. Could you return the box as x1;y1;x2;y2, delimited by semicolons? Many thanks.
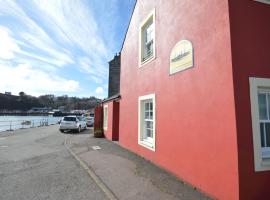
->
102;1;270;199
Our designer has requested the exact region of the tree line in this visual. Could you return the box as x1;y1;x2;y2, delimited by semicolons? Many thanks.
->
0;92;102;111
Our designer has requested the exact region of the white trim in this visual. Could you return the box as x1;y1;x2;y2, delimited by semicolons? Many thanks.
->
249;77;270;171
138;93;156;151
103;105;108;130
139;9;156;67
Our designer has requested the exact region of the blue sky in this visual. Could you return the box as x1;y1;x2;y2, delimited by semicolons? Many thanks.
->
0;0;135;98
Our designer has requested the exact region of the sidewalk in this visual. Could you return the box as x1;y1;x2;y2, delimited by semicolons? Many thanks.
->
65;132;211;200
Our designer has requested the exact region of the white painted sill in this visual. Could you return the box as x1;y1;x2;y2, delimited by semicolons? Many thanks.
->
139;55;155;68
139;140;155;151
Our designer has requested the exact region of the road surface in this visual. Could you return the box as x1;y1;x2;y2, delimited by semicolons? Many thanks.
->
0;125;107;200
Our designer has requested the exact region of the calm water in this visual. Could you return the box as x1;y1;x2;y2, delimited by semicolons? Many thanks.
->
0;116;61;132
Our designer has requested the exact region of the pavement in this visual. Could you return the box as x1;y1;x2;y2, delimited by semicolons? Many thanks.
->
0;125;211;200
65;130;211;200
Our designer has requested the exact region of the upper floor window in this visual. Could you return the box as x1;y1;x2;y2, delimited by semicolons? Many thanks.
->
139;9;155;66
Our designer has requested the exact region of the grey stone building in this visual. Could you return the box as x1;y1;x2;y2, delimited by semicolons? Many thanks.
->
108;53;120;98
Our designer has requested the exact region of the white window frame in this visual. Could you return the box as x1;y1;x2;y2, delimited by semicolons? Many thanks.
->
249;77;270;171
139;9;156;67
138;94;156;151
103;105;108;130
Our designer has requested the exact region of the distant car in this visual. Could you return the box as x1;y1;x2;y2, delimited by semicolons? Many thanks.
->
59;116;87;133
86;116;94;127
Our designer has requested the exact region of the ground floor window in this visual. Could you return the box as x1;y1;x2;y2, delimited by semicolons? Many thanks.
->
138;94;155;151
250;77;270;171
258;90;270;158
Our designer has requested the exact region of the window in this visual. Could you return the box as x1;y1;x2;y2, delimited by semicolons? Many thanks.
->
103;105;108;130
63;117;76;122
250;77;270;171
138;94;155;151
258;91;270;158
139;9;155;66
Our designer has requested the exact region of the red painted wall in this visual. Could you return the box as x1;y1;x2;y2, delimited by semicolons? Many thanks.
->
103;101;120;141
119;0;239;199
94;106;103;130
228;1;270;199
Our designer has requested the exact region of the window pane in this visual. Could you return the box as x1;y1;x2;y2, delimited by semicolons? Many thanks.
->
149;102;153;110
260;123;265;147
258;93;268;120
149;129;153;138
149;111;153;119
145;121;151;129
146;129;150;138
145;111;149;119
145;102;149;111
146;23;153;43
146;128;153;138
266;123;270;147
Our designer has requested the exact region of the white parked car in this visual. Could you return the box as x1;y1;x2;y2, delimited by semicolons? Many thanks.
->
86;116;94;127
59;116;87;133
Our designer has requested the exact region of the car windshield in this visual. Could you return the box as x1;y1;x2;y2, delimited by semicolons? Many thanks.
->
63;117;76;121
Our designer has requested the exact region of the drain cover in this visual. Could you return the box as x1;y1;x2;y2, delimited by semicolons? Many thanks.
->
91;146;101;150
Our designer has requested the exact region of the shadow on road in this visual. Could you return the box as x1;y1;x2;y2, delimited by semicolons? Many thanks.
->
60;128;93;135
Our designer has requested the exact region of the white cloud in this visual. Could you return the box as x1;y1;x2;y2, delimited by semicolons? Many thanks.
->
0;63;80;96
0;0;118;97
0;0;74;67
78;57;107;84
95;87;104;94
0;27;20;59
31;0;109;58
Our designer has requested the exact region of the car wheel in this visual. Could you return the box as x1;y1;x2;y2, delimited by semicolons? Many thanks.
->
77;126;81;133
60;130;64;133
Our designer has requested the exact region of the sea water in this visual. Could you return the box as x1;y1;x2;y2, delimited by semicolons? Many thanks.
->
0;116;61;132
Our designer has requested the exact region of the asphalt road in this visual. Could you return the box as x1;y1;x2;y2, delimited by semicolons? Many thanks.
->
0;125;107;200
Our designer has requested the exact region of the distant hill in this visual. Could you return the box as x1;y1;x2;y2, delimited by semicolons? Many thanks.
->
0;93;42;111
0;92;102;111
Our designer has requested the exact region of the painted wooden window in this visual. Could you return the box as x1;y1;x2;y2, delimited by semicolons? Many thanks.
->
139;9;155;66
138;94;155;151
258;90;270;158
250;77;270;171
143;21;154;61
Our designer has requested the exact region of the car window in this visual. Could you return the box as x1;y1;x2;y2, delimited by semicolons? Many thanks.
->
63;117;76;121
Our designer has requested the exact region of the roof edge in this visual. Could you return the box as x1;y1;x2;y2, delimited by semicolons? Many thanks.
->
102;94;121;103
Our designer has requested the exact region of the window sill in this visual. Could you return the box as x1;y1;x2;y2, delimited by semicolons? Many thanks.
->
139;55;155;68
139;139;155;151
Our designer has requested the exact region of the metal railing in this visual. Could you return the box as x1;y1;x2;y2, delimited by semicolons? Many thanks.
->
0;118;59;132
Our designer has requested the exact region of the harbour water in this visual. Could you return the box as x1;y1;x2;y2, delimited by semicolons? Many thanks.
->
0;116;61;133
